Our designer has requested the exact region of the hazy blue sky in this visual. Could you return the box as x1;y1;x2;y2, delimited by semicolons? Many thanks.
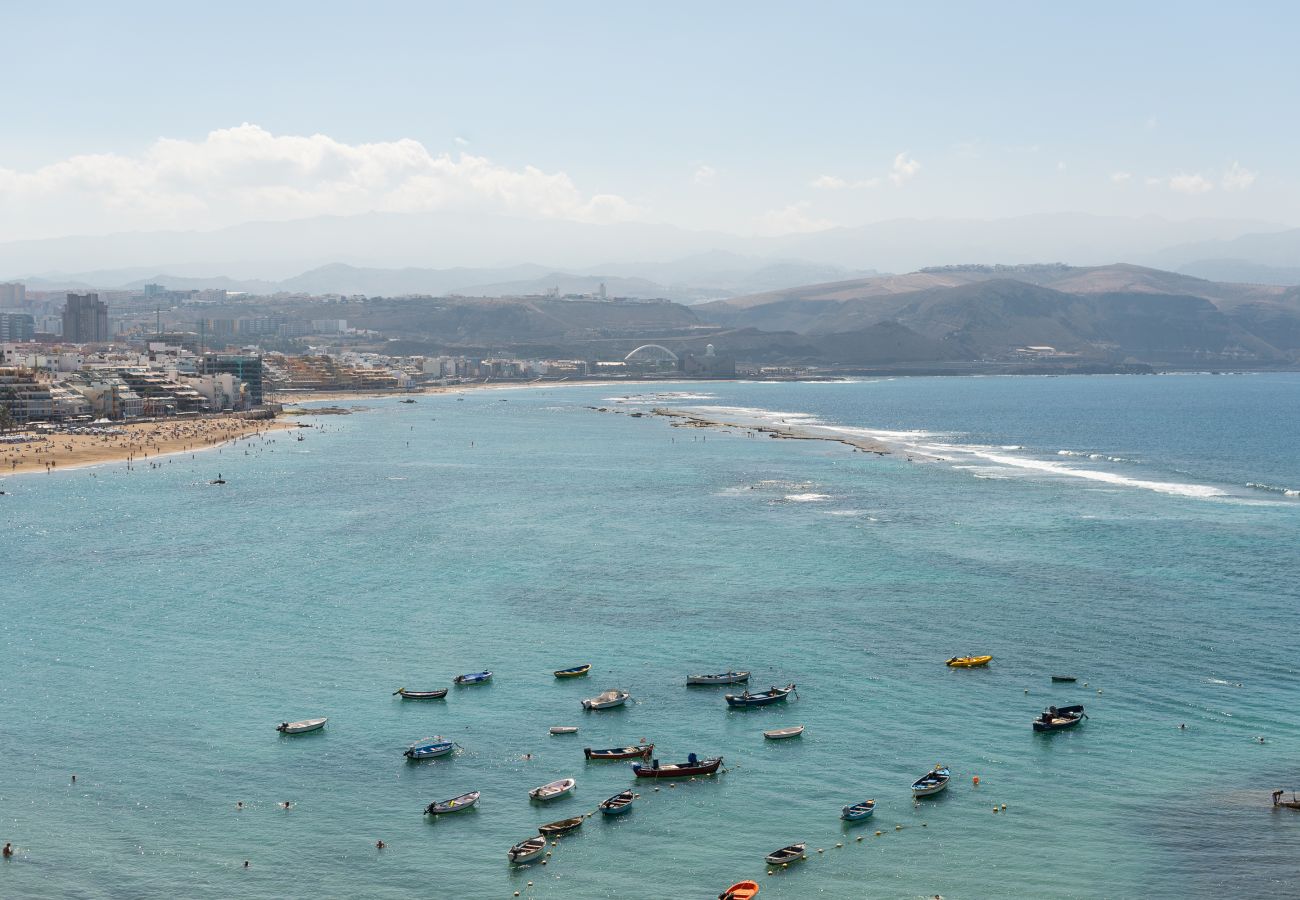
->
2;2;1297;240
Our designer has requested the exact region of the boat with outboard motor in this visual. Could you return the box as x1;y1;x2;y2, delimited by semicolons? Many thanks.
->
1033;704;1086;732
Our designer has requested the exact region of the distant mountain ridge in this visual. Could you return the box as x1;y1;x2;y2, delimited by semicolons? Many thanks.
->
697;263;1300;367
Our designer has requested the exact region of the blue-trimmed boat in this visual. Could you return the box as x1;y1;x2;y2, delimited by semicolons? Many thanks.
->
454;671;492;685
911;766;950;797
724;684;796;707
841;799;876;821
405;736;456;759
599;790;637;815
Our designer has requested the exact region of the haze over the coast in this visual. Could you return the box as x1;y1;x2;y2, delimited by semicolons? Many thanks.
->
5;3;1300;287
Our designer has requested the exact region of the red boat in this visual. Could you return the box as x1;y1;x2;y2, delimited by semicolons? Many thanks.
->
584;743;654;760
632;753;722;778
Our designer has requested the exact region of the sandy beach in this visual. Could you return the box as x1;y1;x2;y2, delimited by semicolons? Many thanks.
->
1;416;297;476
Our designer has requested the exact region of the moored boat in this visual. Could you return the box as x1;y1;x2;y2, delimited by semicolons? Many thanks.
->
911;765;950;797
1050;675;1077;683
549;726;579;735
424;790;479;815
554;664;591;678
276;717;327;734
841;799;876;821
529;777;576;802
725;684;796;707
719;880;760;899
537;815;584;836
763;725;804;740
765;842;806;865
393;687;448;700
580;689;630;710
946;655;992;668
632;753;723;778
507;835;547;864
405;736;456;759
584;743;653;760
1032;704;1086;732
688;671;750;686
599;790;637;815
454;671;492;685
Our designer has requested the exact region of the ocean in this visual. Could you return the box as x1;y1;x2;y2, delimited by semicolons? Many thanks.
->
2;373;1298;899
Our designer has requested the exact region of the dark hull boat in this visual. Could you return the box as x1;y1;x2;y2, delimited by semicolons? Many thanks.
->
1033;704;1086;732
538;816;585;836
584;743;653;760
724;684;796;707
393;687;448;700
1050;675;1077;683
632;754;722;778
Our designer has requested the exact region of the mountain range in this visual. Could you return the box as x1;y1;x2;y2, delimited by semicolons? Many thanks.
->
4;210;1296;294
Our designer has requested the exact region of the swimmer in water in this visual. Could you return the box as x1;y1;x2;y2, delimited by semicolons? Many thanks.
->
236;801;243;810
281;801;292;809
3;842;13;858
376;840;386;850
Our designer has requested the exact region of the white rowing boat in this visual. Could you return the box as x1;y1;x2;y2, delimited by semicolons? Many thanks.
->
581;689;629;710
549;726;579;735
276;717;327;734
764;725;805;740
529;777;576;802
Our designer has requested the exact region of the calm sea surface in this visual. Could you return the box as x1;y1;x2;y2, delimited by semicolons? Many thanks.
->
2;374;1299;899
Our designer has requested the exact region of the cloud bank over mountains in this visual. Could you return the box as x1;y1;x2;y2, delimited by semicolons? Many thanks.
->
0;124;641;242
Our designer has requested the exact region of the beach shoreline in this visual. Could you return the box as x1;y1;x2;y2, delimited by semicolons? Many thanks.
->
0;416;299;477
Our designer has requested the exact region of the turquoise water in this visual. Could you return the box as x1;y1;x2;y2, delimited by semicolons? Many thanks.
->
2;374;1299;898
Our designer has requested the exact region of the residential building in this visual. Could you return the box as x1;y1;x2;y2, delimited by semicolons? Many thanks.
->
198;354;263;405
0;313;35;341
0;368;54;422
0;282;26;307
62;293;110;343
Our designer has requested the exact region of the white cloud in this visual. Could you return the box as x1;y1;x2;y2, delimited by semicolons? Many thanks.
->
0;124;641;241
453;136;470;146
1110;171;1132;184
754;202;835;237
1168;173;1214;194
1221;160;1256;191
889;152;921;185
1057;160;1067;172
693;164;717;185
810;174;880;190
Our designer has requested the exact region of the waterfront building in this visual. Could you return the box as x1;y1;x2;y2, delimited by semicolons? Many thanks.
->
0;368;54;423
61;293;110;343
198;354;263;405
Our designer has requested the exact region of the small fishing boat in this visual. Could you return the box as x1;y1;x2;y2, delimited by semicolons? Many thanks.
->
688;671;750;685
209;474;226;485
405;736;456;759
911;766;950;797
549;726;579;735
599;790;637;815
537;815;584;836
393;687;448;700
1272;790;1300;810
725;684;796;707
841;799;876;821
584;743;653;760
1051;675;1078;683
529;777;576;802
1032;704;1086;732
765;842;806;865
581;689;629;710
276;717;326;734
946;655;992;668
507;835;547;864
719;881;760;900
424;790;479;815
454;671;492;685
764;725;805;740
554;664;591;678
632;753;723;778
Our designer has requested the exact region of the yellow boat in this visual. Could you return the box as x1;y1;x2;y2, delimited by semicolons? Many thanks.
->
946;655;992;668
554;664;591;678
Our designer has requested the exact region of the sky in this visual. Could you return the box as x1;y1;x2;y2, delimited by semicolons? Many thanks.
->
2;1;1298;242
